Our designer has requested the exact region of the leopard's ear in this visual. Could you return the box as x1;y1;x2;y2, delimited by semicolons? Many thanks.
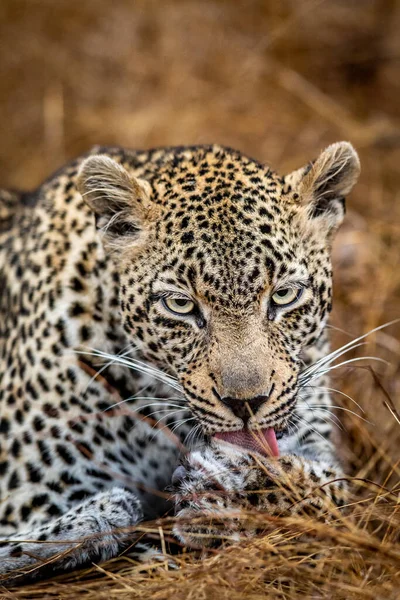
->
285;142;360;236
77;155;152;244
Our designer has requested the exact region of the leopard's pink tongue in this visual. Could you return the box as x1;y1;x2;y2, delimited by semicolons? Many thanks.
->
214;428;279;457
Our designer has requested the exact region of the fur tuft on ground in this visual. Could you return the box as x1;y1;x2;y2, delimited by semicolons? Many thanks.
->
1;1;400;597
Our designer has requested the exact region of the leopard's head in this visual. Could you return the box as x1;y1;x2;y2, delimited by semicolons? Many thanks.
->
78;143;359;445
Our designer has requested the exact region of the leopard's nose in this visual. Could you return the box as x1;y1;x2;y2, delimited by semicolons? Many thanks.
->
220;368;264;399
220;393;271;425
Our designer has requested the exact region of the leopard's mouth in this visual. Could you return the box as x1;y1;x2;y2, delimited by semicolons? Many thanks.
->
213;428;279;458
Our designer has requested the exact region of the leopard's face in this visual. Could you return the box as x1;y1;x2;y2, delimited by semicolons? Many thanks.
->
78;143;360;437
116;170;332;436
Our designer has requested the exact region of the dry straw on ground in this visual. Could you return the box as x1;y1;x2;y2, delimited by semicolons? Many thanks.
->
1;1;400;598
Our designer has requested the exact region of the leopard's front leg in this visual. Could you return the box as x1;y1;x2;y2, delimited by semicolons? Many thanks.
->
172;443;347;548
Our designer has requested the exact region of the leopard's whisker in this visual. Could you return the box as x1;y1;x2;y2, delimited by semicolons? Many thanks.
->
123;404;190;432
291;414;329;443
82;346;177;386
297;408;344;431
116;398;184;408
300;395;343;423
121;391;184;403
183;423;203;450
134;405;188;422
76;348;171;382
299;404;371;424
325;323;356;337
309;356;389;382
285;420;298;437
77;348;182;392
151;407;189;425
302;384;364;413
299;341;368;382
148;415;195;443
300;319;399;382
151;411;188;430
298;396;344;430
102;399;185;413
168;417;197;435
300;357;382;386
76;344;137;401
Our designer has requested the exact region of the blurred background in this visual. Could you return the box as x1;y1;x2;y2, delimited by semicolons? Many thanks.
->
1;0;400;511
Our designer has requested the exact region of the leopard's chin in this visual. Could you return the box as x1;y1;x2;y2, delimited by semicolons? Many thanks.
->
213;428;279;457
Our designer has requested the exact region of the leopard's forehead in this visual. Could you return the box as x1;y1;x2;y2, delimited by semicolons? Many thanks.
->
148;144;284;206
134;146;321;309
144;146;300;246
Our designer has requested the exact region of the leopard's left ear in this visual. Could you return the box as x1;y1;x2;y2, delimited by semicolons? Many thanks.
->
77;155;152;246
285;142;360;235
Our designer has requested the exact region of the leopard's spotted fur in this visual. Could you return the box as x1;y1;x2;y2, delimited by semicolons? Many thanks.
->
0;142;360;581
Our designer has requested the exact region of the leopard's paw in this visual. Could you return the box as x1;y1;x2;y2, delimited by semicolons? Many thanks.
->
171;443;275;548
171;445;345;548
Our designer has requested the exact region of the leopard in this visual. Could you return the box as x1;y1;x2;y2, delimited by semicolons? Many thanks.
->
0;141;360;582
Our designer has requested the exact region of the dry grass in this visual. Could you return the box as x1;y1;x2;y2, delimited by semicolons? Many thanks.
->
1;0;400;598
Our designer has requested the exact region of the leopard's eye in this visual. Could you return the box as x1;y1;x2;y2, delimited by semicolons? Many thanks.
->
162;296;195;315
271;287;301;307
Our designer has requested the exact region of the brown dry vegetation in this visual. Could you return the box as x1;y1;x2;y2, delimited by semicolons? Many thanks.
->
1;1;400;598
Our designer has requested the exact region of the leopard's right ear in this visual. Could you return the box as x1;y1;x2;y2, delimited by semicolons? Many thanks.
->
77;155;152;243
284;142;360;237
